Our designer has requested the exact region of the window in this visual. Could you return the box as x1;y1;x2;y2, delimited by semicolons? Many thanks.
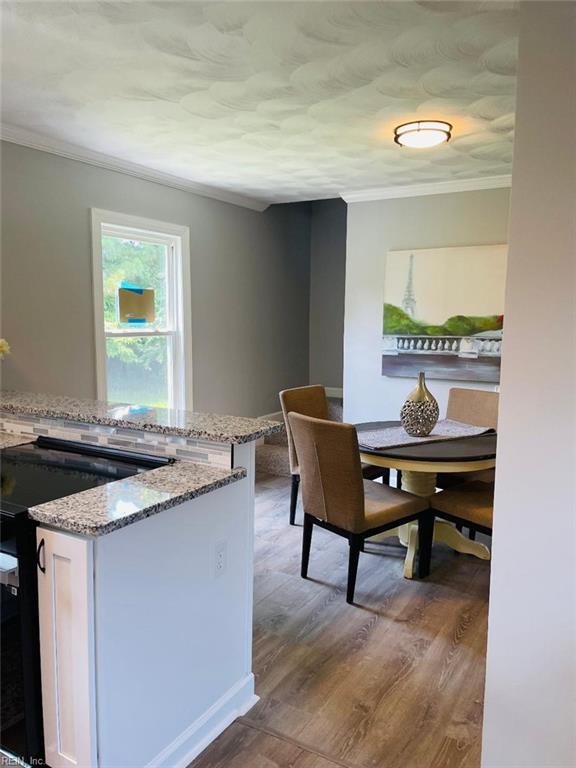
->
91;209;192;410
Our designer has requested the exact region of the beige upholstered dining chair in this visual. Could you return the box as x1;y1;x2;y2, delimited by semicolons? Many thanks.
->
421;481;494;570
280;385;386;525
436;387;499;490
446;387;499;429
287;412;431;604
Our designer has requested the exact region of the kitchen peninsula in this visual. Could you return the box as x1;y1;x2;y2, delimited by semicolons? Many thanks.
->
0;391;281;768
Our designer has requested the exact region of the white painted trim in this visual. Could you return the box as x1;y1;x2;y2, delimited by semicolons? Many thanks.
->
340;175;512;203
90;212;108;404
179;229;194;413
90;208;194;410
259;394;342;420
145;674;258;768
258;410;283;421
1;124;270;212
91;208;190;241
1;124;511;209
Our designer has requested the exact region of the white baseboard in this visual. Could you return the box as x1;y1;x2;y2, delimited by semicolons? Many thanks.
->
258;390;342;421
259;409;283;422
146;674;258;768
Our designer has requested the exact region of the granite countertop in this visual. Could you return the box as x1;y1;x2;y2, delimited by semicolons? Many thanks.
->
28;460;247;537
0;391;282;444
0;431;34;449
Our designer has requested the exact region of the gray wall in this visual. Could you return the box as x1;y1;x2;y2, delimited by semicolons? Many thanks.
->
482;3;576;766
0;141;310;417
309;198;347;389
343;188;511;423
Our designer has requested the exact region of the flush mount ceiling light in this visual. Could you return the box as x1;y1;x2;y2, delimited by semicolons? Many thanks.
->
394;120;452;148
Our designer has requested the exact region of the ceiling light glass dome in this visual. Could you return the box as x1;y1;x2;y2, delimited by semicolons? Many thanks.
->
394;121;452;148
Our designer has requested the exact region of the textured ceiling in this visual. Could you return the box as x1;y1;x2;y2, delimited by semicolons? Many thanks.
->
1;2;519;205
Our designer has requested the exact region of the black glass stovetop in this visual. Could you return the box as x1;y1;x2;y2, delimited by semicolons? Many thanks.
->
1;437;169;515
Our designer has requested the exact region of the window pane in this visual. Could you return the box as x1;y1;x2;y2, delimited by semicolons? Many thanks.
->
102;235;168;331
106;336;169;408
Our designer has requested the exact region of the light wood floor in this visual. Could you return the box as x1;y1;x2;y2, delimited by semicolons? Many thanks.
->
190;473;490;768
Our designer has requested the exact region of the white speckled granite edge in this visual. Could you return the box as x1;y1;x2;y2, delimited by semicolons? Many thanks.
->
28;462;247;537
0;392;282;444
0;431;35;449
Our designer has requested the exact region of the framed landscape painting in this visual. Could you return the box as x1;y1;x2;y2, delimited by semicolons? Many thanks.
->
382;245;507;383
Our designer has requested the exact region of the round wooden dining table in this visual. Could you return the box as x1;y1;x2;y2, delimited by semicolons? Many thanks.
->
356;420;497;579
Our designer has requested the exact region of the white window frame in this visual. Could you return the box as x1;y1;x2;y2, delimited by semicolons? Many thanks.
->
91;208;193;410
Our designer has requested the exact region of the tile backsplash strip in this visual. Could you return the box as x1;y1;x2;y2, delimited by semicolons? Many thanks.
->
0;412;232;469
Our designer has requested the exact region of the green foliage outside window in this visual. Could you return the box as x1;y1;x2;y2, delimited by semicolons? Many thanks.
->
102;235;168;370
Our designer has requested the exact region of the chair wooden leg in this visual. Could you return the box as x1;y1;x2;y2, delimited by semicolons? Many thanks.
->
456;523;463;532
382;468;390;486
290;474;300;525
396;470;402;489
468;527;476;541
301;513;313;578
346;536;362;604
418;513;434;579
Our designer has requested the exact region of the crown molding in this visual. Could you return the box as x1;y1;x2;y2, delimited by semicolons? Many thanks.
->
340;175;512;203
1;124;513;210
0;124;270;212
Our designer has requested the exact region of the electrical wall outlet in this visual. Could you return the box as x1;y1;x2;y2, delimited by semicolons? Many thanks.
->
214;541;227;578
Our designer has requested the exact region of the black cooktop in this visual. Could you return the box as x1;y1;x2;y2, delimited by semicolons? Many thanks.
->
1;437;169;515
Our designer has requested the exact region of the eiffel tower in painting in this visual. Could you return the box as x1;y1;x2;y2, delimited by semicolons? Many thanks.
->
402;253;417;318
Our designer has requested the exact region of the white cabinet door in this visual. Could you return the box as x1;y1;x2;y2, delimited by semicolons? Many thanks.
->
37;528;97;768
